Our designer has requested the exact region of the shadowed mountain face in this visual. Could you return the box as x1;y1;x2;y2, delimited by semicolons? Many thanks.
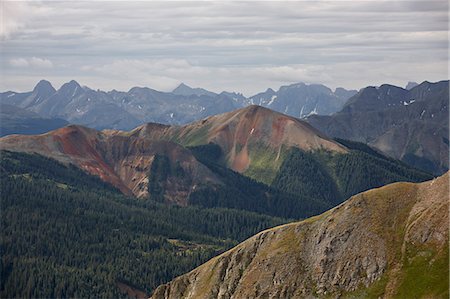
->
307;80;449;175
150;172;449;299
0;80;355;131
0;103;68;137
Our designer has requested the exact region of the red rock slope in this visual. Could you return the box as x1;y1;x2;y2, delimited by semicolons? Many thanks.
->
131;105;347;183
0;125;219;202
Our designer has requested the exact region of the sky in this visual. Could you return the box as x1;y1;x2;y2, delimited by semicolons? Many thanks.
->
0;0;448;96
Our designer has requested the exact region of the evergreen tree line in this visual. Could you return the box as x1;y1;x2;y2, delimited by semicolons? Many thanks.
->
186;144;331;219
184;142;432;217
273;142;433;205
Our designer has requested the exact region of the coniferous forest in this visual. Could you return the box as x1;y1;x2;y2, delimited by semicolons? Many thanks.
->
0;151;286;297
0;134;433;298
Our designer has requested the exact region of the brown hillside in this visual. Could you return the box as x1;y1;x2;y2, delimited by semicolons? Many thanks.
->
0;125;219;202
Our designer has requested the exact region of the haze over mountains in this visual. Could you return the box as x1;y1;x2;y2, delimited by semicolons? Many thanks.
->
0;80;355;131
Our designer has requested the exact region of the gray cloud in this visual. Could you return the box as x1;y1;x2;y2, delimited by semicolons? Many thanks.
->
0;0;448;95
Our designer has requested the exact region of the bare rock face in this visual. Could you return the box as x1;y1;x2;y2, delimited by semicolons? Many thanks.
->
150;173;449;298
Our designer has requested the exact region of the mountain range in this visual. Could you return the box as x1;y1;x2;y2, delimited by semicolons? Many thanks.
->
0;103;68;137
0;92;447;297
307;80;449;175
1;79;447;177
0;80;355;131
150;172;448;299
0;105;432;219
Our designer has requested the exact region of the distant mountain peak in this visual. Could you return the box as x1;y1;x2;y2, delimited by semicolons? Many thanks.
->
59;80;82;96
172;83;216;97
61;80;81;90
174;82;190;90
405;81;419;90
33;79;56;94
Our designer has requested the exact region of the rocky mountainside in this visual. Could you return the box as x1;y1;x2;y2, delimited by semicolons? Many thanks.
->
0;80;356;132
150;172;449;299
131;105;347;184
131;105;431;191
0;125;219;201
307;80;449;175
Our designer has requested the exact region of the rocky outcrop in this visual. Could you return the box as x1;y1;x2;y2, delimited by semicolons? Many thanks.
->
150;173;449;298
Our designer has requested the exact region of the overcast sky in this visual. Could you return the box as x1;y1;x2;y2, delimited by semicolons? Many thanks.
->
0;1;448;96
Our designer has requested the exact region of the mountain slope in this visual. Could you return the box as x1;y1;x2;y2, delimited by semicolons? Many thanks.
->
0;104;68;137
0;124;337;219
132;105;347;184
131;105;432;202
0;106;432;216
0;125;219;200
150;172;449;299
307;80;449;174
0;150;287;298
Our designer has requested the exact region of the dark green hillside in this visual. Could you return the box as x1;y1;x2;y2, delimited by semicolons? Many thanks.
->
187;144;331;219
0;151;286;298
272;143;433;205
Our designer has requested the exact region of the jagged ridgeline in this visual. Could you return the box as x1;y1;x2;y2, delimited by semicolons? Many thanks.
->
0;150;286;298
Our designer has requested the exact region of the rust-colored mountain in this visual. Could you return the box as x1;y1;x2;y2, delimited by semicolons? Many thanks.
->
0;125;219;203
131;105;347;184
150;172;449;299
0;105;348;204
